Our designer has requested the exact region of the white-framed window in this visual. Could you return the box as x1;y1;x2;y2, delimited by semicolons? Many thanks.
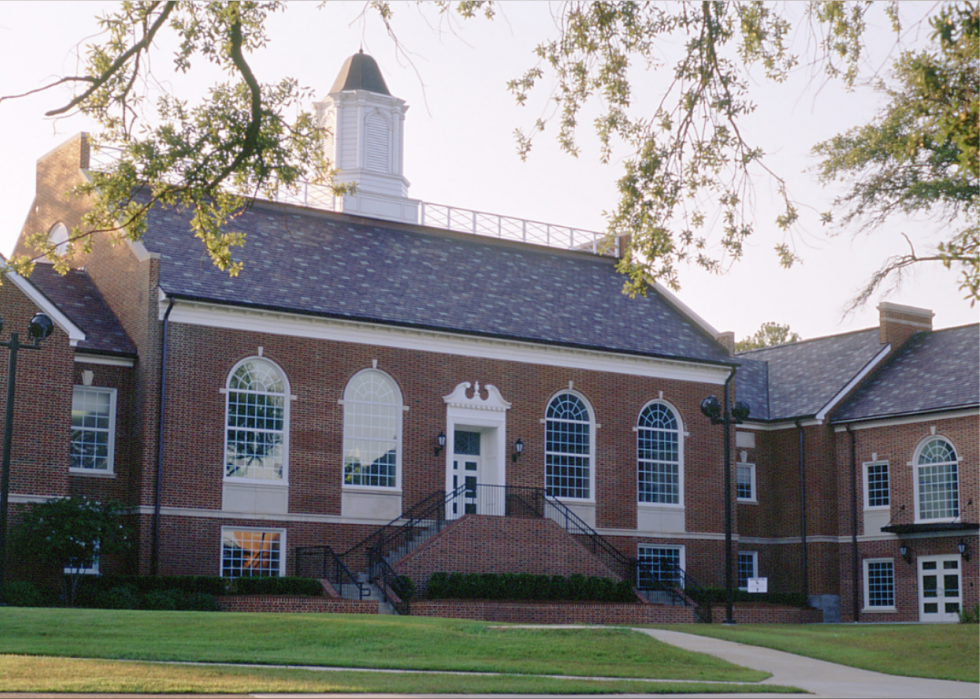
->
637;401;683;505
545;391;594;500
221;527;285;578
48;221;70;256
225;358;289;482
864;558;896;610
863;461;890;509
914;437;959;522
738;551;758;590
637;544;684;588
736;462;756;503
343;369;402;489
64;544;99;576
70;386;117;474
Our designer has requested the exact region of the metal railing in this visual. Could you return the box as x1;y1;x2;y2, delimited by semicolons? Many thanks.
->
635;562;712;621
85;145;611;257
294;544;368;600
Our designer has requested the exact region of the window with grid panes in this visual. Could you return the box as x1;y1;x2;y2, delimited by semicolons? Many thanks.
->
225;359;288;480
738;552;758;589
545;393;592;499
343;370;401;488
221;528;283;577
637;545;682;588
637;402;681;504
864;559;895;608
736;463;755;501
70;387;116;472
915;438;959;521
864;462;889;508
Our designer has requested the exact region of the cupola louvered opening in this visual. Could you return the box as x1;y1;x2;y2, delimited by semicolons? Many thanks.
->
322;114;336;163
365;112;390;173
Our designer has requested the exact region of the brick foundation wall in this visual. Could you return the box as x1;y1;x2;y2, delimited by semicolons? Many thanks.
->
218;595;378;614
708;603;823;624
410;599;695;624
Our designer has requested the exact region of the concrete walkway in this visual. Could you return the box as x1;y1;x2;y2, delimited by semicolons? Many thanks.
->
639;628;980;698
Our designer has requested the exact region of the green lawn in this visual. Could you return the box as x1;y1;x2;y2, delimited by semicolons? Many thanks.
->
0;655;801;694
664;623;980;683
0;608;778;692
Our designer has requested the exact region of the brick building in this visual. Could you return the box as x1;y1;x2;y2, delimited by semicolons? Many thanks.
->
2;52;976;622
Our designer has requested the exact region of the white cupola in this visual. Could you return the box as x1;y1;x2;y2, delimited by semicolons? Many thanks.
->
314;51;420;224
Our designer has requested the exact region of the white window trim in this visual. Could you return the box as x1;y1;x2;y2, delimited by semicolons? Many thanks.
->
69;386;117;476
64;544;100;576
220;526;286;577
863;557;897;612
863;460;890;510
637;543;686;586
912;437;959;524
545;390;596;503
736;462;757;504
738;551;758;590
341;368;404;491
636;400;685;508
224;357;290;485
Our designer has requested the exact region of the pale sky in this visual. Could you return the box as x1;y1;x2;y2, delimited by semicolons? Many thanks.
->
0;2;976;342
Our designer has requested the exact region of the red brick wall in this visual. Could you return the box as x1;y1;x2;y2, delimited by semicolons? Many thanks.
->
218;595;378;614
411;599;695;624
833;415;979;621
393;515;621;587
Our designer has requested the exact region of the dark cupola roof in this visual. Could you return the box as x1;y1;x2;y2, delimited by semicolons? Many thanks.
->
330;50;391;95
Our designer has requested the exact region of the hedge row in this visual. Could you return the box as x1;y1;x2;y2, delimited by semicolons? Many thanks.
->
76;575;323;601
695;588;810;608
425;572;635;602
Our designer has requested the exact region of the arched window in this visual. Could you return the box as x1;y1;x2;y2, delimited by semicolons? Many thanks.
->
225;358;288;481
48;222;70;256
915;437;959;521
343;370;401;488
545;392;593;500
637;402;682;505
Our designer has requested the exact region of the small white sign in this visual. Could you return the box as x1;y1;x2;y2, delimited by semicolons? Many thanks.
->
747;577;768;593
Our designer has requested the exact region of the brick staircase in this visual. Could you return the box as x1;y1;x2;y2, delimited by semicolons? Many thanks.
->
296;484;711;621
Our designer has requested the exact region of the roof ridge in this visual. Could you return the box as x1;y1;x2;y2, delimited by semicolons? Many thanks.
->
735;326;879;356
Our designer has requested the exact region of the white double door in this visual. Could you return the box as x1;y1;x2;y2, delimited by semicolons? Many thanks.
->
918;554;962;622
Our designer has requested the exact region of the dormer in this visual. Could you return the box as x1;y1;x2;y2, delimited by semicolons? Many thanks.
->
314;51;420;224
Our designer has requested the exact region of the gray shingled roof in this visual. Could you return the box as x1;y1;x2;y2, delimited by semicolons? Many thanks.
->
330;51;391;95
733;358;770;420
139;201;734;365
833;325;980;422
28;264;136;356
735;329;885;420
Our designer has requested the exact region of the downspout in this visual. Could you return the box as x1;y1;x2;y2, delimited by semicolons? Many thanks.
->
847;425;860;622
151;297;175;576
795;420;808;602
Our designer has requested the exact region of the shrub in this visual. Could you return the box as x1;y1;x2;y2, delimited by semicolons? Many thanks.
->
424;572;633;602
232;576;323;596
1;581;45;607
180;592;222;612
426;572;449;599
959;603;979;624
142;589;183;611
95;586;139;609
391;575;415;601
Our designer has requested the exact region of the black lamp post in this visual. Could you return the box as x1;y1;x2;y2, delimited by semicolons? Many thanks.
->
700;392;750;625
0;312;55;590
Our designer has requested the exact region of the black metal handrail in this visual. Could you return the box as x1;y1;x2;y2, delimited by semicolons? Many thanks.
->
676;565;713;623
294;544;368;600
369;550;411;615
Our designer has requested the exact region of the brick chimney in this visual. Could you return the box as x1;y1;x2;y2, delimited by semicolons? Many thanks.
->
878;303;933;348
716;331;735;355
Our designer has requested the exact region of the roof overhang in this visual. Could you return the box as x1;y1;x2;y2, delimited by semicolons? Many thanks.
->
0;264;86;347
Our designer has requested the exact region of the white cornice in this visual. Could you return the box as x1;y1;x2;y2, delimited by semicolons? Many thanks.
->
833;408;980;432
736;419;824;431
75;354;135;367
162;297;733;384
1;267;86;347
444;382;511;411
